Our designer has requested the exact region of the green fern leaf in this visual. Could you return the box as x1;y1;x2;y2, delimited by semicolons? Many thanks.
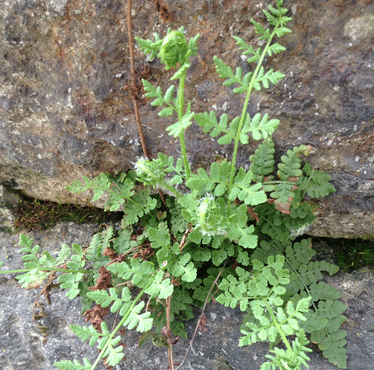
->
16;234;69;289
212;249;227;266
284;239;315;266
270;182;295;211
70;324;102;346
158;106;174;117
148;222;171;249
310;316;347;369
275;26;292;37
277;145;310;181
251;19;271;39
86;288;117;308
58;273;83;300
185;160;231;195
54;358;92;370
308;281;342;301
255;68;285;89
194;111;225;136
98;333;125;366
263;329;311;370
249;137;275;182
135;34;162;60
123;189;157;226
169;253;197;282
266;42;286;56
145;271;173;299
241;113;279;141
213;56;253;94
298;162;336;198
229;168;267;205
107;259;155;289
166;102;194;137
123;301;153;332
232;36;257;56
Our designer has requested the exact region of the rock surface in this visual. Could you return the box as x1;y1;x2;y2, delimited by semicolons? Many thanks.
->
0;0;373;238
1;221;374;370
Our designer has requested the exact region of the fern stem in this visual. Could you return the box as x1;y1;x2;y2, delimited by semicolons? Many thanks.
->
89;283;152;370
0;268;92;274
162;181;183;198
228;24;281;192
176;72;191;180
263;299;293;355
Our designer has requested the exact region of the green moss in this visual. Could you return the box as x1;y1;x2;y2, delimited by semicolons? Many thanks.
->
312;237;374;272
13;196;122;231
335;238;374;271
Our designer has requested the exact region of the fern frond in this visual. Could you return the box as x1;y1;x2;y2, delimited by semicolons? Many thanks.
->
165;102;194;137
169;253;197;282
107;259;155;289
15;234;50;288
54;357;92;370
145;271;174;299
270;182;296;214
148;221;171;250
97;325;125;366
266;42;286;56
194;111;231;141
122;301;153;332
277;145;310;181
251;19;271;40
135;153;185;193
270;145;311;212
263;329;312;370
249;137;276;182
87;287;132;313
58;272;84;300
15;235;87;291
232;36;259;56
70;324;102;346
287;262;339;294
228;224;257;250
310;315;347;369
167;197;189;235
213;56;252;94
122;188;158;226
185;160;231;195
85;229;112;278
298;162;336;198
67;171;136;212
255;236;347;368
254;66;285;90
241;113;280;141
218;255;289;311
229;168;267;206
135;33;163;61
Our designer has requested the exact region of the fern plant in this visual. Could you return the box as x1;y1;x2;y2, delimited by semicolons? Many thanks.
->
1;1;347;369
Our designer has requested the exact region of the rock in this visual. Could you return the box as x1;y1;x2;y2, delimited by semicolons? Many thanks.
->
1;222;374;369
0;186;21;232
0;0;373;238
0;223;101;370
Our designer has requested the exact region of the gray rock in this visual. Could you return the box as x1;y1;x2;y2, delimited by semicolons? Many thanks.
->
0;186;21;232
1;222;374;370
0;1;373;237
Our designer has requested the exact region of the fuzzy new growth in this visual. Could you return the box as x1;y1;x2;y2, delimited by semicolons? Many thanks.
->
159;30;188;69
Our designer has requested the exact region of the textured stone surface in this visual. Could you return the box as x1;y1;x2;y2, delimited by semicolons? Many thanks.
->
0;186;21;232
1;222;374;369
0;0;373;238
